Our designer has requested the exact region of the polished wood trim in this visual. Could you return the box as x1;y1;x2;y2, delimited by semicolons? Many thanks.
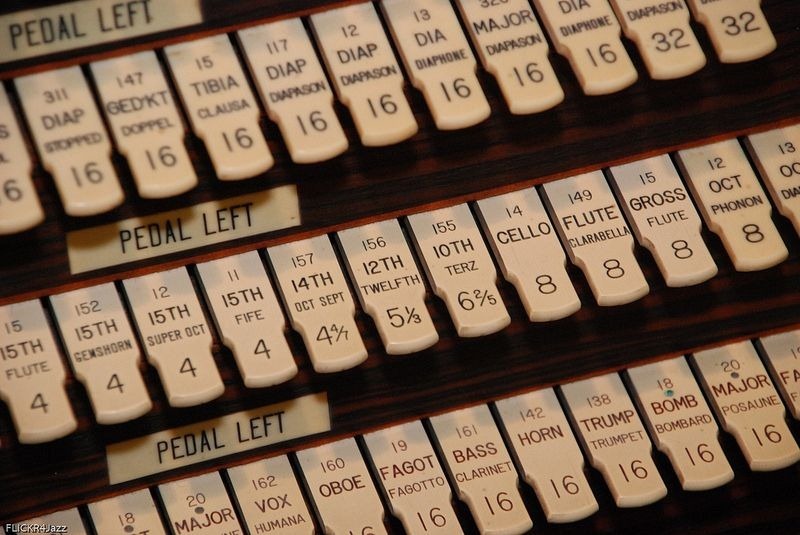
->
0;1;799;532
0;0;798;303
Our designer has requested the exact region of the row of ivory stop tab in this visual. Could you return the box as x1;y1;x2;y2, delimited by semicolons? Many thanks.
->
9;342;800;535
0;0;781;230
1;129;800;443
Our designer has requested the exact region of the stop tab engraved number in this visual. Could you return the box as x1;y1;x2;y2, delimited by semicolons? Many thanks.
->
337;220;438;355
227;455;314;535
88;489;167;535
686;0;775;63
692;341;800;471
759;329;800;420
15;66;124;216
381;0;491;130
677;139;788;271
196;251;297;387
164;34;274;180
91;50;197;198
745;125;800;235
476;188;581;322
0;84;43;234
310;3;418;146
122;267;224;407
158;472;241;535
560;373;667;507
429;404;533;534
364;421;461;534
267;235;367;373
456;0;564;114
495;388;599;523
296;438;388;535
237;19;348;164
50;283;152;424
609;0;705;79
543;171;649;306
407;204;510;337
533;0;637;95
0;299;77;444
627;357;733;490
610;155;717;287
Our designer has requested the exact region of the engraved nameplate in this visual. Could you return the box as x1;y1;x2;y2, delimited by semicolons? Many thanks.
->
0;0;203;64
107;393;330;483
67;185;300;273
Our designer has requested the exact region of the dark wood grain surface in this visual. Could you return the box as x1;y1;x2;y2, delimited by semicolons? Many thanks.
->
0;1;798;304
0;0;799;532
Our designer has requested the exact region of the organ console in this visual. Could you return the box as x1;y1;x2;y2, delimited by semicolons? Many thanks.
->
1;0;799;533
